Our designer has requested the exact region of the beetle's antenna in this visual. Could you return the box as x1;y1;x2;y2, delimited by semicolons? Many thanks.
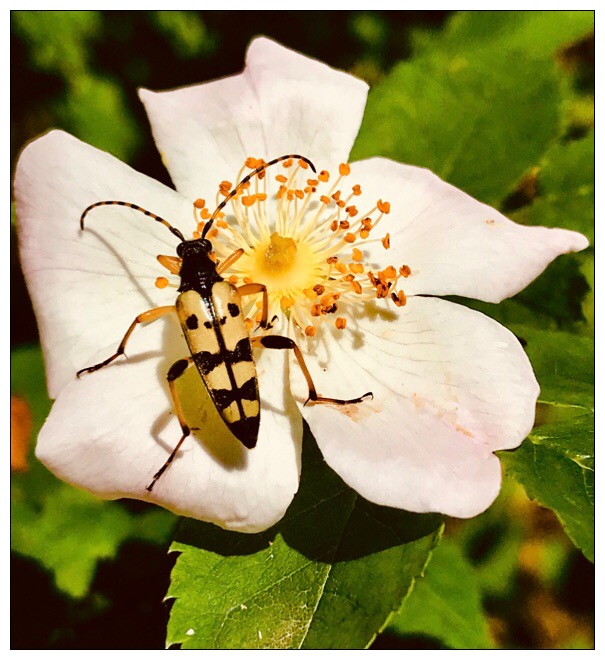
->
202;154;316;239
80;201;186;242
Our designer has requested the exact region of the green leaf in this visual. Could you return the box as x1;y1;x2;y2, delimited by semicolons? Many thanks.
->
387;539;493;649
500;415;594;563
11;346;177;598
511;132;594;242
498;326;594;561
351;51;561;207
415;11;594;61
167;434;442;649
150;11;217;58
11;10;101;77
56;74;142;162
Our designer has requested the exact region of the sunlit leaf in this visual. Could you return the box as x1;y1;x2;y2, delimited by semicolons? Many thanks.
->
351;51;560;206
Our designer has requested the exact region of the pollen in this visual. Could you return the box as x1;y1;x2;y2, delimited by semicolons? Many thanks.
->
339;163;351;176
155;277;169;289
194;198;205;209
335;317;347;330
305;325;317;337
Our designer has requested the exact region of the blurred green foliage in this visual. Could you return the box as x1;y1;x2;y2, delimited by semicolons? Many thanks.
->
11;10;593;650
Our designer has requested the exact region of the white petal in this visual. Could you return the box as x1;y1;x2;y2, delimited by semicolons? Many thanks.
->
353;158;589;303
36;316;302;532
289;297;539;517
140;37;368;200
14;130;193;398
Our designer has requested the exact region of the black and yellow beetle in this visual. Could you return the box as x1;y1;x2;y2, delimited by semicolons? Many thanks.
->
77;155;372;491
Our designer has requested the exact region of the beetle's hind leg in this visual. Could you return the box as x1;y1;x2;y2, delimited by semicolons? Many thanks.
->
147;356;196;492
77;306;175;377
250;335;373;406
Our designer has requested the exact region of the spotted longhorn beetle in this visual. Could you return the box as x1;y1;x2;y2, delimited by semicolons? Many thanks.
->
77;155;373;491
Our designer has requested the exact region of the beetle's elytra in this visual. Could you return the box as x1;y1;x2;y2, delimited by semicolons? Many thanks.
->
77;155;372;492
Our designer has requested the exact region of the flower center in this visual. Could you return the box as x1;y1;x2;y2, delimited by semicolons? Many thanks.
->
159;157;412;337
262;233;297;273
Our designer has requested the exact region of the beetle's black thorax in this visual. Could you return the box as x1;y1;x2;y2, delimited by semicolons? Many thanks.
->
177;240;222;295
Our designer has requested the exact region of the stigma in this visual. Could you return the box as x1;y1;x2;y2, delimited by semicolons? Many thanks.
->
160;157;411;335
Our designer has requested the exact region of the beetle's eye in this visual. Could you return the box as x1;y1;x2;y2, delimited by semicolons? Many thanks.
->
176;243;184;257
200;239;212;252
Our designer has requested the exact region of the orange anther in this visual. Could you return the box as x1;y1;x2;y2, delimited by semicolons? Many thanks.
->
330;220;338;232
245;318;254;330
360;229;370;239
382;265;397;279
335;262;348;274
241;196;256;207
337;200;346;208
275;174;288;183
350;262;364;274
303;287;318;299
192;231;201;239
344;233;356;243
346;206;358;217
352;248;363;262
245;157;262;168
339;220;350;230
391;290;407;307
320;195;331;205
400;265;411;278
311;303;322;317
298;158;309;169
155;277;169;289
377;199;391;214
382;233;391;249
283;158;293;168
281;296;295;309
313;284;326;295
229;275;239;284
335;317;347;330
332;191;341;201
318;170;330;182
307;179;319;186
326;256;338;265
351;280;363;295
295;189;304;199
339;163;351;176
201;208;211;220
194;198;205;209
344;274;355;282
216;220;228;229
243;277;253;284
352;184;362;196
256;192;267;201
305;325;317;337
206;229;218;239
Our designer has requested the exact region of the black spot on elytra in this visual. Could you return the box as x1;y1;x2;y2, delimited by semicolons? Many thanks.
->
193;350;224;375
204;321;213;329
228;303;240;318
186;314;198;330
219;316;227;325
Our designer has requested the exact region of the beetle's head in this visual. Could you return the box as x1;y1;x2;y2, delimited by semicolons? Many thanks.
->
176;238;212;258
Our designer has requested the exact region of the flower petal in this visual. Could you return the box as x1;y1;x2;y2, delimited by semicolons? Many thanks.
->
288;297;539;517
139;37;368;200
14;130;193;398
353;158;589;303
36;316;302;532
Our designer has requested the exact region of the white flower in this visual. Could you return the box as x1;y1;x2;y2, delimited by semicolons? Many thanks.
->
14;37;588;533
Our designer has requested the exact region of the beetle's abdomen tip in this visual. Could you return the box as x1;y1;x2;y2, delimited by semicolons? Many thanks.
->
229;417;259;449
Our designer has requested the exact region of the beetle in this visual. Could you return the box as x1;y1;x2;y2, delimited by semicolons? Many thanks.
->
77;155;373;491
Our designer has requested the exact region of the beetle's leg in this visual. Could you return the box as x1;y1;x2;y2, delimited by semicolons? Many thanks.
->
147;356;195;492
77;306;175;377
157;254;182;274
250;335;373;406
237;282;271;329
216;248;245;274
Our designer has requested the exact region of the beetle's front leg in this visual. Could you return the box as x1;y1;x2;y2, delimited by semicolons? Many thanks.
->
77;306;175;377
